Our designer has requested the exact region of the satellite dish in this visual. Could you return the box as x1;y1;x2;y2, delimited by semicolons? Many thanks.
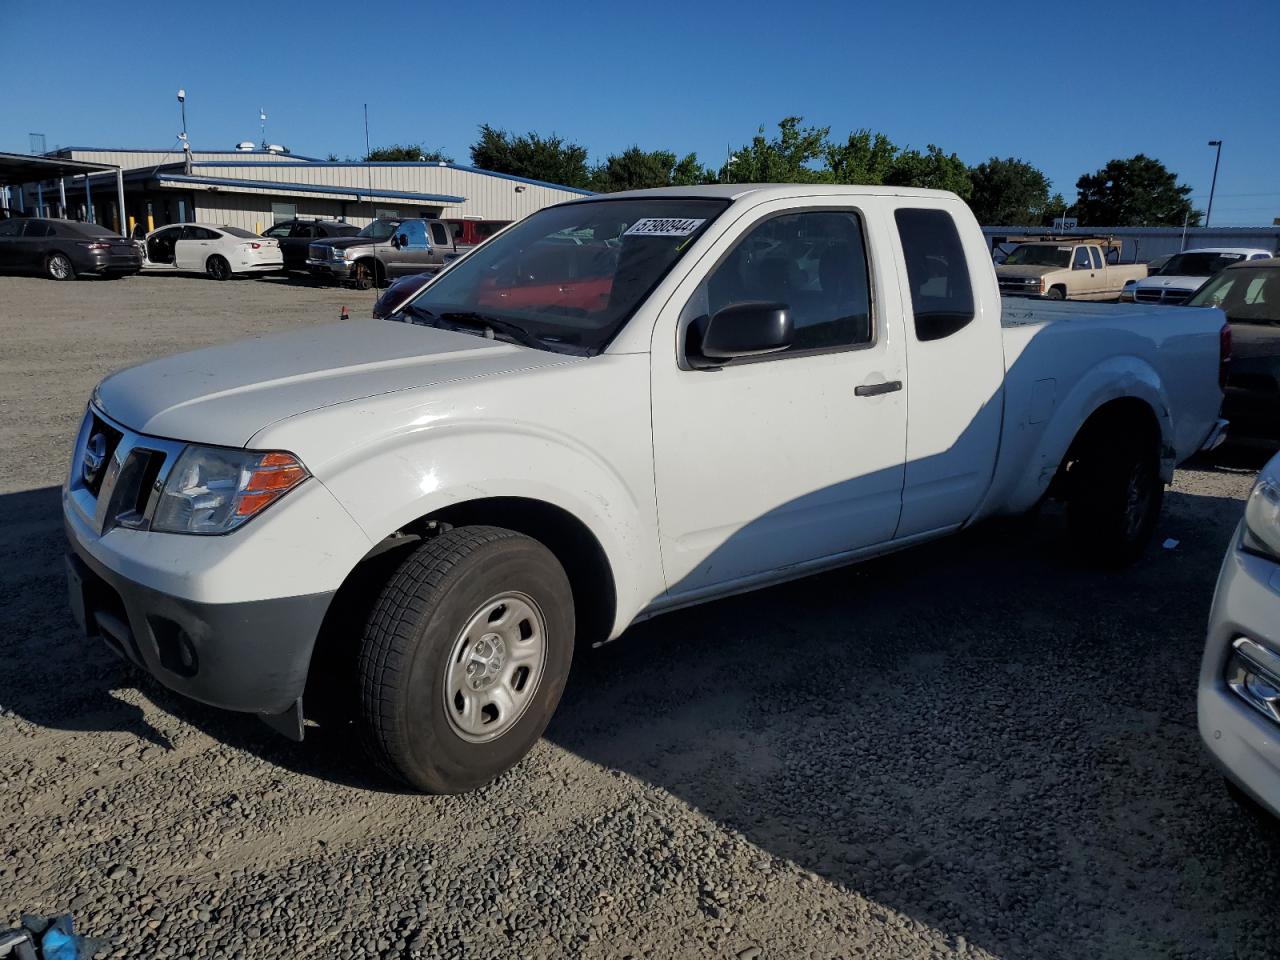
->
267;144;286;153
236;141;256;151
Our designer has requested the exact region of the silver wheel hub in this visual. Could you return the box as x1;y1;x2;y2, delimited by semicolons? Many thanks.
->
443;592;547;743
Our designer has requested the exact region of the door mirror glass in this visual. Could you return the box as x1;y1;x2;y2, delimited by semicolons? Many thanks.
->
694;302;793;362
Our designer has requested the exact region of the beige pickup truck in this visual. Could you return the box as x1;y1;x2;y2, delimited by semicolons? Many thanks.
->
996;238;1147;300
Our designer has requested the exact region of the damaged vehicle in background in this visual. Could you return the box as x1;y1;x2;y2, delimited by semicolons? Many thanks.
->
64;184;1227;795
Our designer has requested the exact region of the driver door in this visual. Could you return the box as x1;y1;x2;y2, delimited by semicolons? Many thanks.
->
389;220;431;276
649;199;909;597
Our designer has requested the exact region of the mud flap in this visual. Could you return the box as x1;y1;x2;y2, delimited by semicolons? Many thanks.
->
259;697;305;741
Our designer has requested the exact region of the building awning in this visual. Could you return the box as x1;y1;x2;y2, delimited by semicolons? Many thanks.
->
152;173;466;206
0;150;121;186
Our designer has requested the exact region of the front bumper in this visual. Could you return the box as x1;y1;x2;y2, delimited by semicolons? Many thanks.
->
307;258;352;279
65;538;331;722
1198;525;1280;819
61;406;373;729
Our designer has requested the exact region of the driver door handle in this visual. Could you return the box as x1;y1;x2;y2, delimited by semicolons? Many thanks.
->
855;380;903;397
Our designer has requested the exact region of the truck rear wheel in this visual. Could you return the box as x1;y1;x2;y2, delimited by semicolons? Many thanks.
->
357;525;575;793
1064;427;1163;565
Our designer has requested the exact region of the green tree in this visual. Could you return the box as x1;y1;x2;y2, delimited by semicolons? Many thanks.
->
590;146;713;192
825;129;898;185
469;125;592;189
364;144;452;162
967;156;1052;224
884;145;972;198
1074;154;1199;227
725;116;831;183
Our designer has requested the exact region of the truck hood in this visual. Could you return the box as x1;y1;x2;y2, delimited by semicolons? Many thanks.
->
313;235;376;252
996;264;1056;278
1134;274;1204;292
94;319;575;447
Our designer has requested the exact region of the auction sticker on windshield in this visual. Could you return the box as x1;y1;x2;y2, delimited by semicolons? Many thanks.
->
624;218;706;237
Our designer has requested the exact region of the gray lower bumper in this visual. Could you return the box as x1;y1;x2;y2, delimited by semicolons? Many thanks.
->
65;528;332;735
307;259;351;278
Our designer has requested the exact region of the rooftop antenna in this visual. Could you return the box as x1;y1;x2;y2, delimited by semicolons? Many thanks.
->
259;108;268;150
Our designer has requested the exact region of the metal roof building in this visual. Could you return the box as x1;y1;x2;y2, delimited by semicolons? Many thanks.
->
8;147;592;235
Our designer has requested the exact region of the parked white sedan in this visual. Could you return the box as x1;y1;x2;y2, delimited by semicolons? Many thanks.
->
142;223;282;280
1199;451;1280;821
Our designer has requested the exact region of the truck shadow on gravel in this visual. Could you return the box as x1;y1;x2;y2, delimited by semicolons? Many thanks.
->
6;475;1280;957
544;483;1280;959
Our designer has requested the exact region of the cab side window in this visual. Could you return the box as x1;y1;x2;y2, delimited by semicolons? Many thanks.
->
263;223;292;238
1073;247;1091;270
894;208;975;341
684;210;873;357
1090;247;1103;270
430;222;450;246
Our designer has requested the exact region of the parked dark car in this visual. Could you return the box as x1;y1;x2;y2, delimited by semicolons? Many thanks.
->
261;218;360;271
0;217;141;280
372;271;434;319
1189;256;1280;447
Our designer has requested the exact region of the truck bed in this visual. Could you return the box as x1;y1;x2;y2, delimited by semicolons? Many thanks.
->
974;296;1225;520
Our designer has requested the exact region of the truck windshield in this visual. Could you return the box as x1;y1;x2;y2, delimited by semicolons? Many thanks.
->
1003;245;1071;267
358;219;402;241
1188;266;1280;324
1157;251;1246;277
398;198;729;355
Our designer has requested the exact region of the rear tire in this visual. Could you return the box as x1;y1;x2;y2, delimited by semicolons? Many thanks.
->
358;526;575;794
1064;424;1163;565
46;252;75;281
206;255;232;281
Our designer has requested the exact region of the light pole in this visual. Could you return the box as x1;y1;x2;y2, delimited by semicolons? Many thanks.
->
178;89;192;175
1205;139;1222;228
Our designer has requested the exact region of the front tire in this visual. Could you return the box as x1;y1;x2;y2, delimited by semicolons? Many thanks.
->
358;526;575;794
1045;286;1065;301
206;255;232;281
1064;426;1163;565
47;252;75;281
351;260;374;290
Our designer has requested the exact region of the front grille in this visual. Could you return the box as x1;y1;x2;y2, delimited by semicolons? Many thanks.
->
1135;287;1192;305
68;407;187;535
308;243;327;259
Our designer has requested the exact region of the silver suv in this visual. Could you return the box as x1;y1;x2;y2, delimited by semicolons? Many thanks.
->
307;217;467;289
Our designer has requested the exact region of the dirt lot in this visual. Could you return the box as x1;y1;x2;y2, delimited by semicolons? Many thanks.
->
2;272;1278;959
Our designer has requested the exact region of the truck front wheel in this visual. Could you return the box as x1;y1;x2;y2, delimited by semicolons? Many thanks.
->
357;525;575;793
1064;429;1163;565
1045;286;1065;300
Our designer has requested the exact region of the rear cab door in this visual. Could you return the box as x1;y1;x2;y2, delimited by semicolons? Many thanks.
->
650;195;910;596
890;200;1006;538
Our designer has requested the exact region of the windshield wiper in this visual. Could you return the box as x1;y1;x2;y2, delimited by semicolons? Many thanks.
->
436;311;553;351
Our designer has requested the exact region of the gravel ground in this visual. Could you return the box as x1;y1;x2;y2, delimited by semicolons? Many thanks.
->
2;272;1278;959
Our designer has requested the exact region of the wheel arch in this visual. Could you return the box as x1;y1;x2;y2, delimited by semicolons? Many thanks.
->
305;494;621;718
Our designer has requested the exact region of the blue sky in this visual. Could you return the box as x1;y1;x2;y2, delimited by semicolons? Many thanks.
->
3;0;1277;225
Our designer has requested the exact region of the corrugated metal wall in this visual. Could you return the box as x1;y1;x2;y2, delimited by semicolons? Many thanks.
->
189;162;587;221
66;149;303;170
984;225;1280;262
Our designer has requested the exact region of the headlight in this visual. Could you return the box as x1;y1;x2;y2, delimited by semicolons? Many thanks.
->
152;446;309;535
1242;474;1280;560
332;247;349;260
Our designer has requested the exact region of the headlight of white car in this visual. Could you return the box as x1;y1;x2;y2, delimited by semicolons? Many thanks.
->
1242;474;1280;561
152;446;309;535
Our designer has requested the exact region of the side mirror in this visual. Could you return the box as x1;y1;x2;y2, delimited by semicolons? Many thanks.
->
693;302;792;364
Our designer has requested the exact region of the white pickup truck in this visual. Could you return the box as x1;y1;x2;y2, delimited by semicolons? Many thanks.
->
64;185;1229;793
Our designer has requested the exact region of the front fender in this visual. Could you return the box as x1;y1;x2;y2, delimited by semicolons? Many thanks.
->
312;421;658;636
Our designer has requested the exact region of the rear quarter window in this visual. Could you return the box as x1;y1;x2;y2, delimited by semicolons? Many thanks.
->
893;208;975;342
